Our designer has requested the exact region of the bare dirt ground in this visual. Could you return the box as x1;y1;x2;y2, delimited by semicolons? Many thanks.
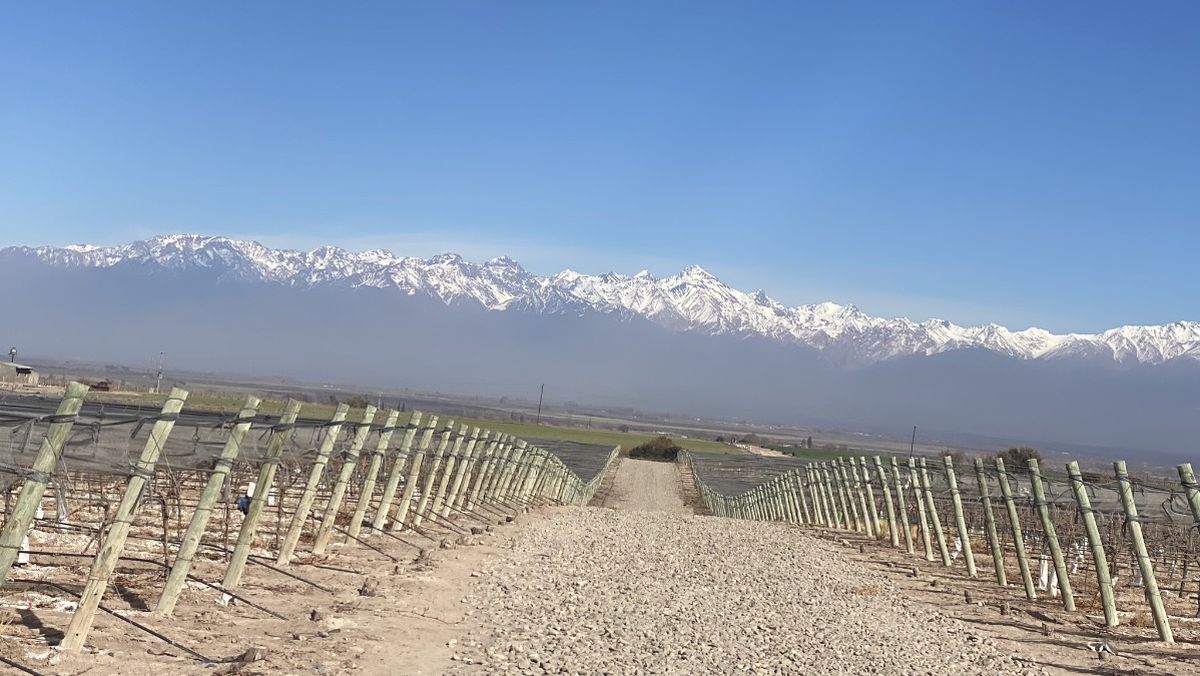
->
8;458;1198;674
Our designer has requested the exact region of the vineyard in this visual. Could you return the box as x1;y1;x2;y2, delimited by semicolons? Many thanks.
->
0;383;617;674
683;447;1200;650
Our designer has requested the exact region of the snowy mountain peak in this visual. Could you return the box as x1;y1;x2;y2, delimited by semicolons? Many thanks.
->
4;234;1197;366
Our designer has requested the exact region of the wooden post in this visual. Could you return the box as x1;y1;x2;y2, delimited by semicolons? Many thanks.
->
443;427;481;515
346;409;400;539
972;457;1007;587
312;405;377;555
943;455;977;577
155;395;260;614
908;458;934;561
500;440;530;500
918;458;951;565
1027;458;1075;611
852;458;878;537
849;458;872;535
1114;460;1173;643
1065;461;1117;627
818;465;835;527
482;438;515;502
835;459;861;532
277;403;349;565
476;434;504;505
823;464;846;529
859;456;883;537
793;471;812;524
518;446;548;502
1177;463;1200;527
464;432;500;511
369;410;421;533
805;467;825;526
889;458;914;554
995;458;1036;600
393;415;438;531
873;457;900;547
221;400;302;590
429;424;467;520
413;420;454;527
61;388;188;652
0;381;88;584
490;438;522;503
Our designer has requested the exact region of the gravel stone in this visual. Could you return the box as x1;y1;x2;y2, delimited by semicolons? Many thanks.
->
451;460;1045;674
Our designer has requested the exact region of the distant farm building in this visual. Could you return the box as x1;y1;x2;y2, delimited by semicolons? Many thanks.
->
0;362;39;386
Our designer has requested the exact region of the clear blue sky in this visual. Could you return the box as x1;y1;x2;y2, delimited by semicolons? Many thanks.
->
2;2;1197;333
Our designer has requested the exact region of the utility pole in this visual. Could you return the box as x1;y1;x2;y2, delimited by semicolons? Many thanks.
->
153;352;165;394
909;425;917;458
536;383;544;425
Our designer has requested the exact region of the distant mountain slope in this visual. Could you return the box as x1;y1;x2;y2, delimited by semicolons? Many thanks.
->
5;234;1198;366
3;234;1199;459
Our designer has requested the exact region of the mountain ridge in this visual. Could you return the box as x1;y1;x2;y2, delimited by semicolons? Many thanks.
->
7;233;1199;366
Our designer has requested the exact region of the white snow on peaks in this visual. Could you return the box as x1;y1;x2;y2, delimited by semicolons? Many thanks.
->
8;234;1199;366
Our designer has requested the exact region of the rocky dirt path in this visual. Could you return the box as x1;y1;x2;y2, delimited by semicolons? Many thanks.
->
447;459;1042;674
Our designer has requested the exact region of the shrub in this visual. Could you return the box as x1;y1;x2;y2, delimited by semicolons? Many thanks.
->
995;446;1041;471
628;436;682;462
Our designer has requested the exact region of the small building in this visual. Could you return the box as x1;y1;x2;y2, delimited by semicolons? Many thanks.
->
0;362;39;386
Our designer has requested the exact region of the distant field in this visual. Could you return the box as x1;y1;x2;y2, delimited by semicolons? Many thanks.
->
88;389;741;454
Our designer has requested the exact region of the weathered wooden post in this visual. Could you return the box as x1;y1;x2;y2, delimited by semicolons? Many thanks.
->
482;438;515;502
312;405;377;555
1114;460;1173;643
889;457;914;554
807;467;827;526
499;440;530;501
859;456;882;537
995;458;1036;600
369;410;421;533
852;458;878;538
971;457;1007;587
1178;464;1200;525
918;458;952;565
346;409;400;539
1066;461;1117;627
412;420;455;527
848;458;872;534
221;400;303;590
0;381;88;584
824;464;846;529
444;428;482;515
793;471;812;524
465;433;498;510
908;458;934;561
775;479;790;521
393;415;438;530
1027;458;1075;611
835;459;862;532
943;455;977;577
485;439;518;506
61;388;188;652
1178;463;1200;526
519;447;550;503
429;424;468;521
277;403;349;564
492;439;523;503
873;457;900;547
156;395;260;614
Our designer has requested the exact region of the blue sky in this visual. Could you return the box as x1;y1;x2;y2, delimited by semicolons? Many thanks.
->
2;2;1197;333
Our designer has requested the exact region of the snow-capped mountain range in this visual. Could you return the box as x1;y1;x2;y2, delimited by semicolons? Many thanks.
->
8;234;1200;365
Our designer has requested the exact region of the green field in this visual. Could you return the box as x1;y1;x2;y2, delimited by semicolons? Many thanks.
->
89;389;741;454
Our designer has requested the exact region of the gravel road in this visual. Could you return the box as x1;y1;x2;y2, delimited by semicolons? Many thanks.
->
450;459;1042;674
